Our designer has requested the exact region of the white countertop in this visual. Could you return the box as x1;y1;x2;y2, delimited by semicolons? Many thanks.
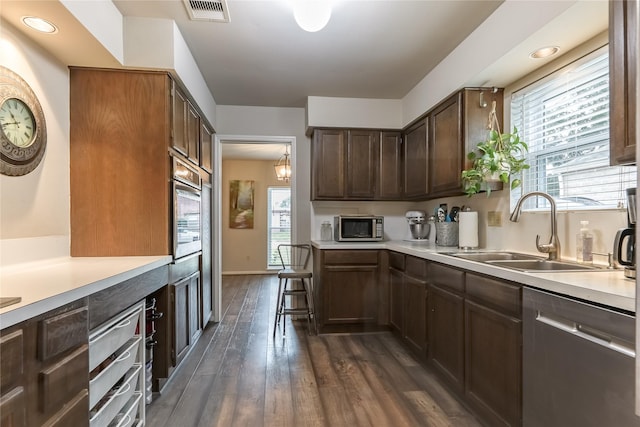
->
0;255;172;328
312;240;636;313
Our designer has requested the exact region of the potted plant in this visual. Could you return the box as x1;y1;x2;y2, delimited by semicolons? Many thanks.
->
461;102;529;196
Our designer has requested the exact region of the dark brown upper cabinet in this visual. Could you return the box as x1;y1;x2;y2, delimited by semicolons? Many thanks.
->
429;88;504;198
610;0;637;165
403;119;429;199
312;128;403;200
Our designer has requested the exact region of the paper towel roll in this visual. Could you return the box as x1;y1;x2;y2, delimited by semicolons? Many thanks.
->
458;211;479;249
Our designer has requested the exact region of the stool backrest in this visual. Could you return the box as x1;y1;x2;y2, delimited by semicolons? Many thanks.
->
277;244;311;270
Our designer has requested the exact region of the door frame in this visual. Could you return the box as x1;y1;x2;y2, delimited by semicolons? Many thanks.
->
212;134;297;322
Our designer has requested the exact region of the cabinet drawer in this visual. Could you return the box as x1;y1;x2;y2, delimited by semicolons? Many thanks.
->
0;329;23;391
389;251;405;270
89;305;141;371
89;365;140;427
90;338;142;409
430;263;465;293
0;386;26;427
466;273;521;318
39;306;88;361
39;345;89;414
42;389;88;427
405;256;428;278
324;250;379;265
113;393;143;427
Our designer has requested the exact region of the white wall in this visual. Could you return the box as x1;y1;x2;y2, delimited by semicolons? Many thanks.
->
215;106;310;244
221;159;289;273
0;22;70;261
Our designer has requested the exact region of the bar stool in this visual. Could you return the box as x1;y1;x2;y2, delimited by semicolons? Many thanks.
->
273;243;316;338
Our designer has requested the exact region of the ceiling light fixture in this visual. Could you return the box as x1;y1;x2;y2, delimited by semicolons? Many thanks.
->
22;16;58;34
529;46;560;59
293;0;332;32
274;145;292;182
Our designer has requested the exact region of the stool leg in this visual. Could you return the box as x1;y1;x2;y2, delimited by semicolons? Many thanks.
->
273;277;284;338
305;278;317;335
282;278;289;337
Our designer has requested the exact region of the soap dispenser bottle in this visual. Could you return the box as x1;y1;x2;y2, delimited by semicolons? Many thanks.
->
576;220;593;264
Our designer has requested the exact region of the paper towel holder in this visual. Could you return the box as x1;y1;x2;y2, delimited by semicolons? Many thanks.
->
458;210;479;250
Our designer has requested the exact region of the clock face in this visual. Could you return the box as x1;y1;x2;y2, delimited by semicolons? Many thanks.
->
0;98;36;148
0;66;47;176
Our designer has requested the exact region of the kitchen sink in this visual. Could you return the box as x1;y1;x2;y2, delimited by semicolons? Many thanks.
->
448;251;541;262
486;259;605;272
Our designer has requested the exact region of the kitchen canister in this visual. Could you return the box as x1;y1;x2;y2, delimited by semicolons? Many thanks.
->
320;221;333;241
435;222;459;247
458;211;479;249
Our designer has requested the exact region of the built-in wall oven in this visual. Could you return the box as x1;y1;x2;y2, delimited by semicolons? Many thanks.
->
172;156;202;259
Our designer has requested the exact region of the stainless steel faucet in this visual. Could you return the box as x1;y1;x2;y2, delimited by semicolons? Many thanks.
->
510;191;561;260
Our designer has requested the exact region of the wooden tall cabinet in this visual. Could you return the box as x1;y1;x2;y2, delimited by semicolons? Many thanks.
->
70;68;172;257
610;0;637;165
312;129;346;199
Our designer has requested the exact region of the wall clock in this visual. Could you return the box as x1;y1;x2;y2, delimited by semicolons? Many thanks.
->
0;66;47;176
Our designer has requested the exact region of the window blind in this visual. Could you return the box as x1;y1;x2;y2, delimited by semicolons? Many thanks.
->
510;45;636;212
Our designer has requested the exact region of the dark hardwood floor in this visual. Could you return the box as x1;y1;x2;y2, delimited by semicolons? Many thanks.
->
146;274;482;427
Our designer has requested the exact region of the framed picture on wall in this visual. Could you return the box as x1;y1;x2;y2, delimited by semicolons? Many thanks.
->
229;180;255;229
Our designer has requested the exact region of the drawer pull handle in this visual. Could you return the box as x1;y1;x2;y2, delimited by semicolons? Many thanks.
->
118;415;132;427
115;319;132;329
114;382;131;397
115;350;132;363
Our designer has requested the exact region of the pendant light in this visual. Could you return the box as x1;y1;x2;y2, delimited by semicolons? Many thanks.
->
274;145;292;182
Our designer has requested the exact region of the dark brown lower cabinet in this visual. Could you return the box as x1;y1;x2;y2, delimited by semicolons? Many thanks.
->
0;299;89;427
403;275;428;356
172;272;201;367
313;249;384;333
428;284;465;392
389;267;404;334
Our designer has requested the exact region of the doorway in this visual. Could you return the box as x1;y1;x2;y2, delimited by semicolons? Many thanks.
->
212;135;297;322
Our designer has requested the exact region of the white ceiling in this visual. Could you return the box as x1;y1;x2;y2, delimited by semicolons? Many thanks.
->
0;0;609;160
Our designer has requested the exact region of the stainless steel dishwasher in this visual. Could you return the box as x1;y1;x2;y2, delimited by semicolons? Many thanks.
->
523;287;640;427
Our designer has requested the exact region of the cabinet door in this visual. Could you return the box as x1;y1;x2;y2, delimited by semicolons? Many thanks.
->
430;93;463;196
172;278;191;366
428;284;464;392
610;0;637;165
200;122;213;173
201;182;213;325
465;299;522;427
312;129;346;200
322;266;378;324
172;84;189;156
404;275;427;356
403;120;429;199
346;130;379;199
0;386;26;427
389;268;404;334
377;131;403;199
187;101;200;165
190;274;202;344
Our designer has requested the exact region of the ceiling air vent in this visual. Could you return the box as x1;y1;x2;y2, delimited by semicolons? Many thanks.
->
182;0;230;22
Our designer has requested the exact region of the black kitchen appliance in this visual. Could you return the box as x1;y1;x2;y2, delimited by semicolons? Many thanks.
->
614;187;636;279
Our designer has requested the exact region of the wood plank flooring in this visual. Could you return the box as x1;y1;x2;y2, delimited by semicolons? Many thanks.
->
146;275;482;427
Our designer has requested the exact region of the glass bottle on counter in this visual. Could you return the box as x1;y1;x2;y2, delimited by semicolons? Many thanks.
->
321;221;333;241
576;220;593;264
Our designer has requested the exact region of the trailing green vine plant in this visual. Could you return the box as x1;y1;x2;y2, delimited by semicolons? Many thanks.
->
461;101;529;196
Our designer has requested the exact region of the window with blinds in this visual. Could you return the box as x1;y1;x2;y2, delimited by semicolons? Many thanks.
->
510;45;636;212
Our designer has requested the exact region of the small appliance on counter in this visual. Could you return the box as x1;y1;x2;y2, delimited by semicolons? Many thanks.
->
333;215;384;242
614;187;636;279
405;210;430;241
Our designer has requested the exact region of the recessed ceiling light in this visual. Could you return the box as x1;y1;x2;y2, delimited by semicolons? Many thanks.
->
293;1;332;32
22;16;58;34
529;46;560;59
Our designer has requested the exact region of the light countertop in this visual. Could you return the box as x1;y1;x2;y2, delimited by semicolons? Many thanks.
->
312;240;636;313
0;255;172;328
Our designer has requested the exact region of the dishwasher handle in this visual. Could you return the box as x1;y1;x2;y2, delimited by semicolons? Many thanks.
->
536;310;635;358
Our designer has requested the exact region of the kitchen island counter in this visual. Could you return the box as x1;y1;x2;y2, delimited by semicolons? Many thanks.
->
312;240;635;313
0;255;172;328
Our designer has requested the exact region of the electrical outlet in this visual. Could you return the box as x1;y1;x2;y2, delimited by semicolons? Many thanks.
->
488;211;502;227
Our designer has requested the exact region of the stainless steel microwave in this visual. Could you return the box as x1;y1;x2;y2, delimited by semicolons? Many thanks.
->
334;215;384;242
